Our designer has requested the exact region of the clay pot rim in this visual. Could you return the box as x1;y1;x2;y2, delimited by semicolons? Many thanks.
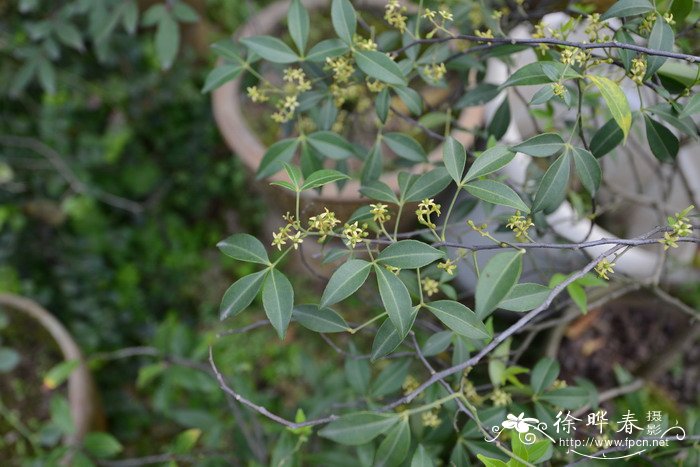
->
212;0;484;206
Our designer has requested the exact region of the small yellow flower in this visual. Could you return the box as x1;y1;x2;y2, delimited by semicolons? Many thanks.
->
551;82;566;97
247;86;269;103
506;211;534;241
283;67;312;92
552;379;567;389
422;277;440;297
663;12;675;26
402;375;419;395
308;208;341;241
630;58;646;85
423;8;436;21
385;0;408;33
343;221;368;248
438;8;453;21
416;198;441;229
474;29;494;42
384;264;401;275
594;258;615;280
366;78;386;93
423;62;447;82
354;35;377;51
490;388;512;407
437;259;457;275
370;203;391;223
272;231;287;250
325;56;355;84
421;410;441;428
288;231;304;249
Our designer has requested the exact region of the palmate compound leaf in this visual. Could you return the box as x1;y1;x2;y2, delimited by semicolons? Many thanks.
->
318;412;400;445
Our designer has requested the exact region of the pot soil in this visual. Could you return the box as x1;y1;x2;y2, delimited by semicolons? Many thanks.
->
212;0;484;224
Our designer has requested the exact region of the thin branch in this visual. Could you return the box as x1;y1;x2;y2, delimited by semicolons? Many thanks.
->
392;35;700;62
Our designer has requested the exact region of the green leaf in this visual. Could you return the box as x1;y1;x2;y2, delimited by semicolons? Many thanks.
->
375;265;414;338
443;136;467;183
320;259;372;307
288;0;309;53
217;233;270;265
530;85;555;105
532;152;570;213
475;252;523;319
362;141;383;184
463;146;514;183
499;283;550;312
571;147;601;196
465;179;530;213
375;419;411;467
601;0;653;19
172;428;202;455
83;432;123;459
567;282;587;313
377;240;444;269
283;163;303;190
155;14;179;70
376;87;390;122
502;62;580;87
55;22;84;51
411;444;434;467
42;360;79;389
372;317;406;361
487;99;510;140
345;354;370;393
589;118;623;158
202;65;242;93
305;39;349;62
530;357;560;394
679;94;700;118
262;269;294;339
307;131;354;160
588;75;632;140
646;17;674;79
257;138;300;179
331;0;356;44
456;83;500;108
319;413;399;445
360;180;399;204
539;387;589;409
511;133;565;157
220;270;267;320
394;86;423;115
211;40;244;63
425;301;490;339
384;133;427;162
645;115;678;162
355;50;406;86
371;360;411;397
293;304;348;332
240;35;298;63
476;455;508;467
670;0;693;24
422;331;452;356
301;169;350;190
404;167;452;202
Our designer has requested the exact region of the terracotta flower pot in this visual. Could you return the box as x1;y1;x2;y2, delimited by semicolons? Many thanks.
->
212;0;484;223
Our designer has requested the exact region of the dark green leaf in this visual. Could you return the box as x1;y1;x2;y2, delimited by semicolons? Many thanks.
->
531;357;560;394
394;86;423;115
202;65;242;93
443;136;466;183
240;35;298;63
288;0;309;53
589;118;623;158
301;169;350;190
293;305;348;333
372;318;405;361
360;180;399;204
262;269;294;339
646;17;674;79
375;265;414;338
371;360;411;397
511;133;564;157
220;270;267;320
378;240;444;269
376;87;390;122
217;233;270;265
539;387;589;409
155;14;179;70
487;99;510;140
83;432;123;459
320;259;372;307
463;146;514;183
384;133;427;162
475;252;523;319
425;301;489;339
532;152;570;213
465;180;530;213
257;138;300;179
502;62;580;87
355;50;406;86
571;147;601;195
404;167;451;202
645;115;678;162
422;331;452;356
456;83;500;108
307;131;354;160
331;0;356;44
601;0;653;19
411;444;434;467
319;413;399;445
499;283;549;312
375;419;411;467
305;39;349;61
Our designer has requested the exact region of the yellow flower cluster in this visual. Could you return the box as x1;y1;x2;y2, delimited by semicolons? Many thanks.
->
490;388;512;407
630;58;647;85
640;13;656;35
421;410;441;428
366;78;386;93
506;211;534;241
329;82;361;107
437;258;457;275
354;34;377;51
326;56;354;84
551;82;566;97
594;258;615;280
283;67;312;93
246;85;268;103
402;375;419;395
271;95;300;123
423;62;447;82
308;208;341;241
659;206;694;250
421;277;440;297
663;12;676;26
416;198;441;229
385;0;408;33
584;13;606;42
370;203;391;223
474;29;494;42
467;219;490;237
272;213;304;250
343;221;369;248
560;47;588;67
